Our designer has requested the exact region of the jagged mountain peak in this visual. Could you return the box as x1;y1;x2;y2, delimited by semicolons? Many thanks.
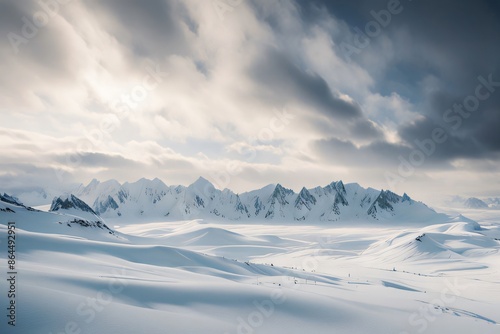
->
195;176;210;183
367;189;416;218
50;194;97;215
299;186;309;195
376;190;401;208
402;193;413;203
189;176;215;191
151;177;166;185
324;180;345;195
87;178;100;187
334;180;346;194
0;193;24;207
273;183;294;195
124;177;167;188
263;184;297;219
297;187;315;200
244;184;276;198
78;179;122;199
87;178;121;188
295;187;317;211
269;184;294;204
94;195;119;215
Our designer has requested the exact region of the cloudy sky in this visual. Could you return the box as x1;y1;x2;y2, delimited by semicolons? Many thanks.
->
1;0;500;203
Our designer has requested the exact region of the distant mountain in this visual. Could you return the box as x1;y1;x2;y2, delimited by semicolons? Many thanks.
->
0;193;24;207
66;177;444;223
463;197;489;209
50;194;96;213
50;194;101;221
4;186;73;207
484;197;500;209
447;196;500;209
0;193;37;211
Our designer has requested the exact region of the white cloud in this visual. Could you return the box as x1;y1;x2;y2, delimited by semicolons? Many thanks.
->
0;0;498;202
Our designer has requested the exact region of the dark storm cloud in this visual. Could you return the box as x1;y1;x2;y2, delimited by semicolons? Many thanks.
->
54;152;144;169
294;0;372;27
396;97;500;164
391;0;500;84
1;0;194;76
313;117;384;142
0;163;75;191
0;0;93;113
398;117;487;162
398;77;500;162
54;152;194;170
349;118;383;140
313;137;414;167
388;0;500;160
1;0;73;75
2;0;500;199
296;0;500;163
0;1;26;33
475;109;500;151
298;0;500;90
89;0;192;59
249;46;362;119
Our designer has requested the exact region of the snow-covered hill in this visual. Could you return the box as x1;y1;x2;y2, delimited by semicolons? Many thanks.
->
0;194;118;240
1;186;499;333
1;204;498;333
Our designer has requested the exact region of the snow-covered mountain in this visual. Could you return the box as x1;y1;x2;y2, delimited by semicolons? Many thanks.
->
485;197;500;208
50;194;101;221
0;193;118;240
67;177;444;223
0;193;26;208
464;197;489;209
447;196;500;209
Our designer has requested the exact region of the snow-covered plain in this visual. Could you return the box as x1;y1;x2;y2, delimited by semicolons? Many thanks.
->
1;199;499;333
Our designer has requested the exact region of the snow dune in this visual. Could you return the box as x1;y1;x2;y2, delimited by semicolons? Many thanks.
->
1;199;499;333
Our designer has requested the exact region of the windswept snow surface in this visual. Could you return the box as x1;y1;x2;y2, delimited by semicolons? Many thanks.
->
1;200;499;333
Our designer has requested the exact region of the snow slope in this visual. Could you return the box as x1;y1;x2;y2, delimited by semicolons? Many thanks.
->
0;196;119;241
1;194;499;333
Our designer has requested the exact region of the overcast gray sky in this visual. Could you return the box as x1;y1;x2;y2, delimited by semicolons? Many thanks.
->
1;0;499;203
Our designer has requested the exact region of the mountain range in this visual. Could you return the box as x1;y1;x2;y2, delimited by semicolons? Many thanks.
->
448;196;500;209
40;177;441;223
1;177;449;223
